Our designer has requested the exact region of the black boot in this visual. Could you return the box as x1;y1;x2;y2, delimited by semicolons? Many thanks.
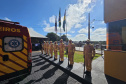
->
86;71;91;76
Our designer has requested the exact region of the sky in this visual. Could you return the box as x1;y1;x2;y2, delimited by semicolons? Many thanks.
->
0;0;106;41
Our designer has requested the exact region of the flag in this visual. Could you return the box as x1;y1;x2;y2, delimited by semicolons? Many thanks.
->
63;10;66;31
59;8;61;27
55;16;57;32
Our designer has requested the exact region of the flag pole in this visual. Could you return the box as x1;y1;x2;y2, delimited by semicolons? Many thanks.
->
65;10;69;65
59;8;61;37
66;17;68;60
59;8;61;62
60;27;61;37
55;15;58;60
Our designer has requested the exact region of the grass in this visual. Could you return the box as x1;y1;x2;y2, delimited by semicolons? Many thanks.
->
53;51;101;63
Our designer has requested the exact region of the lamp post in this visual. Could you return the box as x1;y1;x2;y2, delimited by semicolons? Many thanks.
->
88;13;102;40
88;13;90;40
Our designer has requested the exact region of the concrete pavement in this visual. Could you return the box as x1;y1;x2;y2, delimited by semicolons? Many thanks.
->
1;51;125;84
0;52;82;84
39;51;126;84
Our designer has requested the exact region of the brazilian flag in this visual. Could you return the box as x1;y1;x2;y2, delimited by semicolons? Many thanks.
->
63;10;66;31
59;8;61;27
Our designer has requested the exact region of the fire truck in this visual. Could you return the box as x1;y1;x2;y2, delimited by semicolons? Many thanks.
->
0;19;32;81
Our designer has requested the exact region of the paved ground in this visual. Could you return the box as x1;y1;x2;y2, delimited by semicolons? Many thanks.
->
19;54;81;84
1;51;125;84
0;52;82;84
38;51;126;84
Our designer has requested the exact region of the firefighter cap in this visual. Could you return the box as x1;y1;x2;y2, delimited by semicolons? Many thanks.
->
60;39;63;42
86;39;90;42
69;39;72;42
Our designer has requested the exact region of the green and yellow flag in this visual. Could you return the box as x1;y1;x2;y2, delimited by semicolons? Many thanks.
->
59;8;61;27
63;10;66;31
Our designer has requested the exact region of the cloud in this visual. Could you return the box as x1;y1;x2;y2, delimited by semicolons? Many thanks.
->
43;0;96;33
70;31;75;33
91;28;106;41
67;34;71;37
43;20;66;33
78;26;92;33
78;28;88;33
28;27;34;31
101;21;105;24
92;28;106;35
49;15;55;23
75;24;82;28
69;34;87;41
69;27;106;41
4;17;11;21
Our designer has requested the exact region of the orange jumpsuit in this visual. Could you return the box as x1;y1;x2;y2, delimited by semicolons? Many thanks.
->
49;42;53;57
46;42;49;55
83;44;95;72
68;43;75;65
54;42;58;59
59;42;65;61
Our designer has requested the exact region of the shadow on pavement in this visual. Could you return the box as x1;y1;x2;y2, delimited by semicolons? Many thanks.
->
35;67;59;82
32;58;40;61
32;59;43;63
25;80;35;84
6;74;28;84
105;75;126;84
35;63;63;82
53;66;73;84
53;73;69;84
29;64;63;83
34;63;51;72
32;55;40;57
32;61;46;67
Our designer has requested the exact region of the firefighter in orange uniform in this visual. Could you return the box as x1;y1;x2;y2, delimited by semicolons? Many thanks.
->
59;39;65;62
46;41;49;56
49;41;53;58
68;40;75;66
83;39;95;75
54;41;58;60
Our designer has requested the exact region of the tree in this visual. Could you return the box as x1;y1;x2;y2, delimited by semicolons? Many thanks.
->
60;34;68;41
46;32;60;42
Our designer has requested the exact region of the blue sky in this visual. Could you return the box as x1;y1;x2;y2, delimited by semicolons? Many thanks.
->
0;0;106;41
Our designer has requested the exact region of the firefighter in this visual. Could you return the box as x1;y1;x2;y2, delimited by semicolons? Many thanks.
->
49;41;53;58
83;39;95;75
44;41;46;54
68;40;75;66
46;41;49;56
54;41;58;60
59;39;65;62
